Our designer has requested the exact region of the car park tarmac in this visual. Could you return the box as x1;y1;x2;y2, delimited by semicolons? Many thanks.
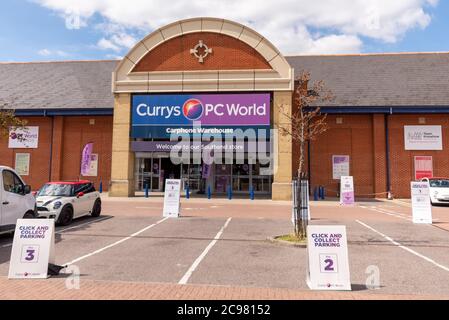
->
0;196;448;299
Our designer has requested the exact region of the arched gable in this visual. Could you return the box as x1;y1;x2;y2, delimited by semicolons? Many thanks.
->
113;17;293;92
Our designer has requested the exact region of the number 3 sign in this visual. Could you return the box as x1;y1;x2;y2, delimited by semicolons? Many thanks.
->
20;245;40;263
306;225;351;290
9;219;55;279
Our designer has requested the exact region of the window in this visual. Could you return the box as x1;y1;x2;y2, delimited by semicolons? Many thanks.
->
85;183;96;193
429;179;449;188
2;170;25;195
38;184;73;197
74;183;88;194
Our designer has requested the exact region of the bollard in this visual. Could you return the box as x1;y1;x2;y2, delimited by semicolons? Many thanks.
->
314;186;319;201
144;182;149;198
250;185;254;200
227;185;232;200
319;186;325;200
207;185;211;199
186;185;190;199
99;181;103;193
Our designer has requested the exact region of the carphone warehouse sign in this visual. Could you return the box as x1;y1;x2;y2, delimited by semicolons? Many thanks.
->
132;93;271;138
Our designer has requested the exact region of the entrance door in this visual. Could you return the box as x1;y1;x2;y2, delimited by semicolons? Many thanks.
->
160;157;181;191
135;157;162;192
181;164;202;194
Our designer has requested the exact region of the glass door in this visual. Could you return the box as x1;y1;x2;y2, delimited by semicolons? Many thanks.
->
232;163;251;193
251;161;272;193
181;164;202;193
135;157;162;191
215;164;231;193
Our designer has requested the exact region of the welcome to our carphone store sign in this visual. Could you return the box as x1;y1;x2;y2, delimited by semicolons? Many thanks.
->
132;93;271;138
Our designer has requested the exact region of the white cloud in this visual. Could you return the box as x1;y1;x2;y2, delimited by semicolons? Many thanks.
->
38;48;69;57
97;32;137;52
33;0;438;54
97;38;121;52
38;49;52;56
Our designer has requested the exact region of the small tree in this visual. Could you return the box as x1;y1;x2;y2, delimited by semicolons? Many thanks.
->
278;71;333;239
0;99;28;138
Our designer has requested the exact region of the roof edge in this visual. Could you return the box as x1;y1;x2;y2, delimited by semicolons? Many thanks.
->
286;51;449;58
0;59;120;65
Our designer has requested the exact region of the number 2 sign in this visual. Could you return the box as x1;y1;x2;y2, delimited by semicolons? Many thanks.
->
320;254;338;273
306;225;351;290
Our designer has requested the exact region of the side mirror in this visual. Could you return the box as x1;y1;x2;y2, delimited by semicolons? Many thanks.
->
24;185;31;195
77;192;85;198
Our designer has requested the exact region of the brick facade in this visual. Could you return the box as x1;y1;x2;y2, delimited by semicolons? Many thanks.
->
133;32;272;72
388;114;449;198
0;116;113;191
293;113;449;199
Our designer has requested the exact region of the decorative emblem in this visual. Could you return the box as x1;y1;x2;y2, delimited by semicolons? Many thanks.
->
183;99;204;120
190;40;212;63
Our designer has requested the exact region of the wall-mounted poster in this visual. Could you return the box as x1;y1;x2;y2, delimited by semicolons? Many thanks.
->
414;156;433;180
404;126;442;150
8;127;39;149
84;154;98;177
332;155;350;180
15;153;30;176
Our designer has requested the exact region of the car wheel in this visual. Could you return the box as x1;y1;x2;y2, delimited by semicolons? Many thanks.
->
23;212;35;219
57;206;73;226
91;199;102;217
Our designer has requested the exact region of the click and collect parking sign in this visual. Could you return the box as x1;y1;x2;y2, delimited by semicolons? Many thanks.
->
411;181;432;224
8;219;55;279
306;225;351;291
163;179;182;218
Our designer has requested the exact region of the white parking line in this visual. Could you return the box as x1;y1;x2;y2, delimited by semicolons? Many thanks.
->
179;217;232;285
63;217;168;266
359;205;412;221
0;216;110;248
356;220;449;272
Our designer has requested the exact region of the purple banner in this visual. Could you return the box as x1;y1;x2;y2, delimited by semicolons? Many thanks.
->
80;143;93;176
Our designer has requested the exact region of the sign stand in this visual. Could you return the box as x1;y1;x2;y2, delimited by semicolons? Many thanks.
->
8;219;55;279
163;179;182;218
339;176;355;205
306;225;351;290
411;181;432;224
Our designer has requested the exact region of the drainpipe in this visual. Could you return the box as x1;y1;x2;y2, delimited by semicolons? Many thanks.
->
385;113;392;199
49;115;54;182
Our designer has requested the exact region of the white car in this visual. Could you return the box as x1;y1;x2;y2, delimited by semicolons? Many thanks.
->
36;180;101;226
421;177;449;205
0;166;36;234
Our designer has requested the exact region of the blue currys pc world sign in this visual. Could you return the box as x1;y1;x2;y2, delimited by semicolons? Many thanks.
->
131;93;271;138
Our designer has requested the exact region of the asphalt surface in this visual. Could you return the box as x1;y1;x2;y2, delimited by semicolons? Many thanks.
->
0;198;448;297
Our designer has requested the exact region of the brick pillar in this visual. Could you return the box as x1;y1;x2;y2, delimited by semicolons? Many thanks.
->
372;114;388;198
109;93;135;197
50;116;64;181
272;91;293;200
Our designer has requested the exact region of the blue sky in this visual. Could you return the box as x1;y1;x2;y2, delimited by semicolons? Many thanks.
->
0;0;447;62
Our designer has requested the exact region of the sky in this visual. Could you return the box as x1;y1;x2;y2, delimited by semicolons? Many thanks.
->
0;0;447;62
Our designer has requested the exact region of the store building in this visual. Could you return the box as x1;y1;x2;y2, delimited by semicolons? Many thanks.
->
109;18;293;199
1;17;449;200
0;60;116;190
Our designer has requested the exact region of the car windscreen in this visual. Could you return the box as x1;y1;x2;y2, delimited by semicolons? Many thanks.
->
429;179;449;188
38;184;73;196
